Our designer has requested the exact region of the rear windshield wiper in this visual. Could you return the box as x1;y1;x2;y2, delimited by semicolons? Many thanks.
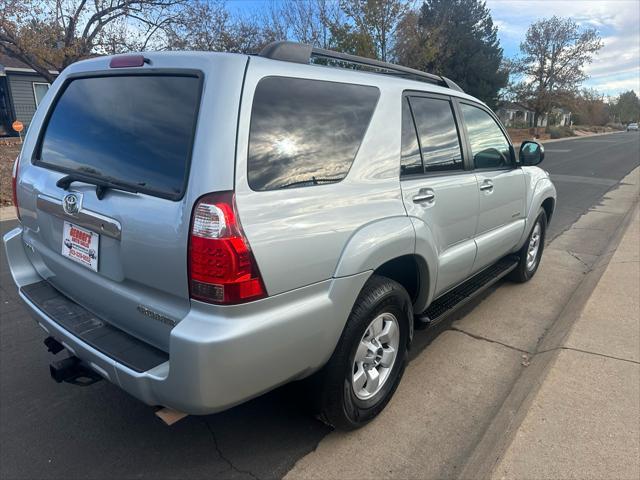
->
279;176;344;189
56;173;143;200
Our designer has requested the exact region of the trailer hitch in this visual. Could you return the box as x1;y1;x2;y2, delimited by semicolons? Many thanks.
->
49;356;102;386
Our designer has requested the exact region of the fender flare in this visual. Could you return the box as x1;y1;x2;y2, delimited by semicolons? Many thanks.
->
409;217;439;313
333;216;416;278
517;177;557;249
333;216;438;315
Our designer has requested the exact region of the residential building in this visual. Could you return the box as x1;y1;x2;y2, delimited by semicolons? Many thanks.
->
497;102;572;129
0;54;57;137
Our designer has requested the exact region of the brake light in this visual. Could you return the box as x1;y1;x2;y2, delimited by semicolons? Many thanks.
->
109;55;146;68
11;155;20;221
188;192;266;305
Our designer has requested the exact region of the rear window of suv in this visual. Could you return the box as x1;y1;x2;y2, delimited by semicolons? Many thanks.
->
248;77;379;191
36;73;202;200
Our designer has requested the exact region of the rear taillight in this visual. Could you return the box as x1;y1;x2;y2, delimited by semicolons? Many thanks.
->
188;192;266;305
11;155;20;221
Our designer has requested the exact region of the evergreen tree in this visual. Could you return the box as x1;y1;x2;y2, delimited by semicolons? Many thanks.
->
395;0;508;108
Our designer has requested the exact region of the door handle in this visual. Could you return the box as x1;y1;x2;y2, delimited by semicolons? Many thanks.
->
413;191;435;204
479;181;494;192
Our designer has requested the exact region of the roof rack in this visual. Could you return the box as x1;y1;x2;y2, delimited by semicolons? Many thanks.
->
258;41;464;93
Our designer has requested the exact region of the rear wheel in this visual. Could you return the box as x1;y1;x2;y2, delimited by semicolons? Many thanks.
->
315;275;411;430
509;209;547;283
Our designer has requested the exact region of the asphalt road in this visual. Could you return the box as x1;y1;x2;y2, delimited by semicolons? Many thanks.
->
542;132;640;240
0;132;638;480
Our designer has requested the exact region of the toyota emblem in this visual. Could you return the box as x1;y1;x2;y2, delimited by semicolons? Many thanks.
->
62;193;80;215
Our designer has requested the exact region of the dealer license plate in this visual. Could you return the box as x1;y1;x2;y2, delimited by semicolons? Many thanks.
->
61;221;99;271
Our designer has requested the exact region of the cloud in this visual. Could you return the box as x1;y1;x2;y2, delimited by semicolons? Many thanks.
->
493;19;521;40
588;77;640;96
584;35;639;77
487;0;640;96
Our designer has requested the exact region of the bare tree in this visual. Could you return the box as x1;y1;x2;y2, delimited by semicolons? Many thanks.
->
0;0;183;82
167;0;231;51
256;0;337;49
340;0;407;61
167;0;270;54
510;16;603;129
275;0;345;49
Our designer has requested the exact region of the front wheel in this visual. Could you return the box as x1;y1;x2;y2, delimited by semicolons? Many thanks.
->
509;209;547;283
315;275;411;430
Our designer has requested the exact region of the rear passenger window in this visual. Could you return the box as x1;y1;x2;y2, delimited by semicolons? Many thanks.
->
409;97;464;173
460;103;513;169
248;77;379;191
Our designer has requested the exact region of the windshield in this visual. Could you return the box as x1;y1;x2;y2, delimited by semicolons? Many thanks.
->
36;73;202;200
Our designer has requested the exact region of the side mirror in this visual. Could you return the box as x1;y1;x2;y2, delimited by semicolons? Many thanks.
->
519;140;545;166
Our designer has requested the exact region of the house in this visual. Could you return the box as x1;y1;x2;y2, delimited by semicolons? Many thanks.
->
497;102;542;128
549;107;572;127
0;54;57;137
497;102;549;128
497;102;572;129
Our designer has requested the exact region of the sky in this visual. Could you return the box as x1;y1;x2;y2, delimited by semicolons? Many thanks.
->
486;0;640;97
227;0;640;98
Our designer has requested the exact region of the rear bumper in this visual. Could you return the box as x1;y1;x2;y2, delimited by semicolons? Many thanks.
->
4;226;369;414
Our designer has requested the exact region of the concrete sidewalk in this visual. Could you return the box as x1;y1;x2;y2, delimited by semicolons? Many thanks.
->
491;205;640;480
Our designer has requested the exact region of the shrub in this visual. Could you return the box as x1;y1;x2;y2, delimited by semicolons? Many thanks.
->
548;126;575;139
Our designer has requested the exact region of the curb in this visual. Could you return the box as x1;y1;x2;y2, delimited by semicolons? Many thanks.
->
540;130;625;144
457;197;640;480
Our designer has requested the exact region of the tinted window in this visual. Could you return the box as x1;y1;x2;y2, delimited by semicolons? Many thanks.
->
38;75;201;199
460;103;512;169
401;97;423;176
409;97;463;172
248;77;379;191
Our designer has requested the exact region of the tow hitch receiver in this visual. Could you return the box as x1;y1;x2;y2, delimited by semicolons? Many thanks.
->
44;336;64;354
49;356;103;386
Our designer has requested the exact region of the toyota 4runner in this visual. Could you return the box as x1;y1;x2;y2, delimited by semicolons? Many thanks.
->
3;42;556;429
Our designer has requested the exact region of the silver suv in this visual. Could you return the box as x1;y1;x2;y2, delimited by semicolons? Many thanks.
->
4;42;556;429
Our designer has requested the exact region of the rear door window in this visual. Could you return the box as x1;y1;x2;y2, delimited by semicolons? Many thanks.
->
248;77;379;191
408;96;464;173
36;74;202;200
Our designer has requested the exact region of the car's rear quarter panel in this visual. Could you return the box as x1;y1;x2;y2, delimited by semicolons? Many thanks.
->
235;58;410;295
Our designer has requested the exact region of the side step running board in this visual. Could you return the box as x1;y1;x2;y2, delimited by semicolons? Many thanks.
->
416;256;519;329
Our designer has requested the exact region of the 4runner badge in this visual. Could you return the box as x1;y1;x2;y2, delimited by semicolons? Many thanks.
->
137;305;177;327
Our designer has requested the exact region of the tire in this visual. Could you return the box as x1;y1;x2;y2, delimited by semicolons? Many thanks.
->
509;209;547;283
315;275;412;430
